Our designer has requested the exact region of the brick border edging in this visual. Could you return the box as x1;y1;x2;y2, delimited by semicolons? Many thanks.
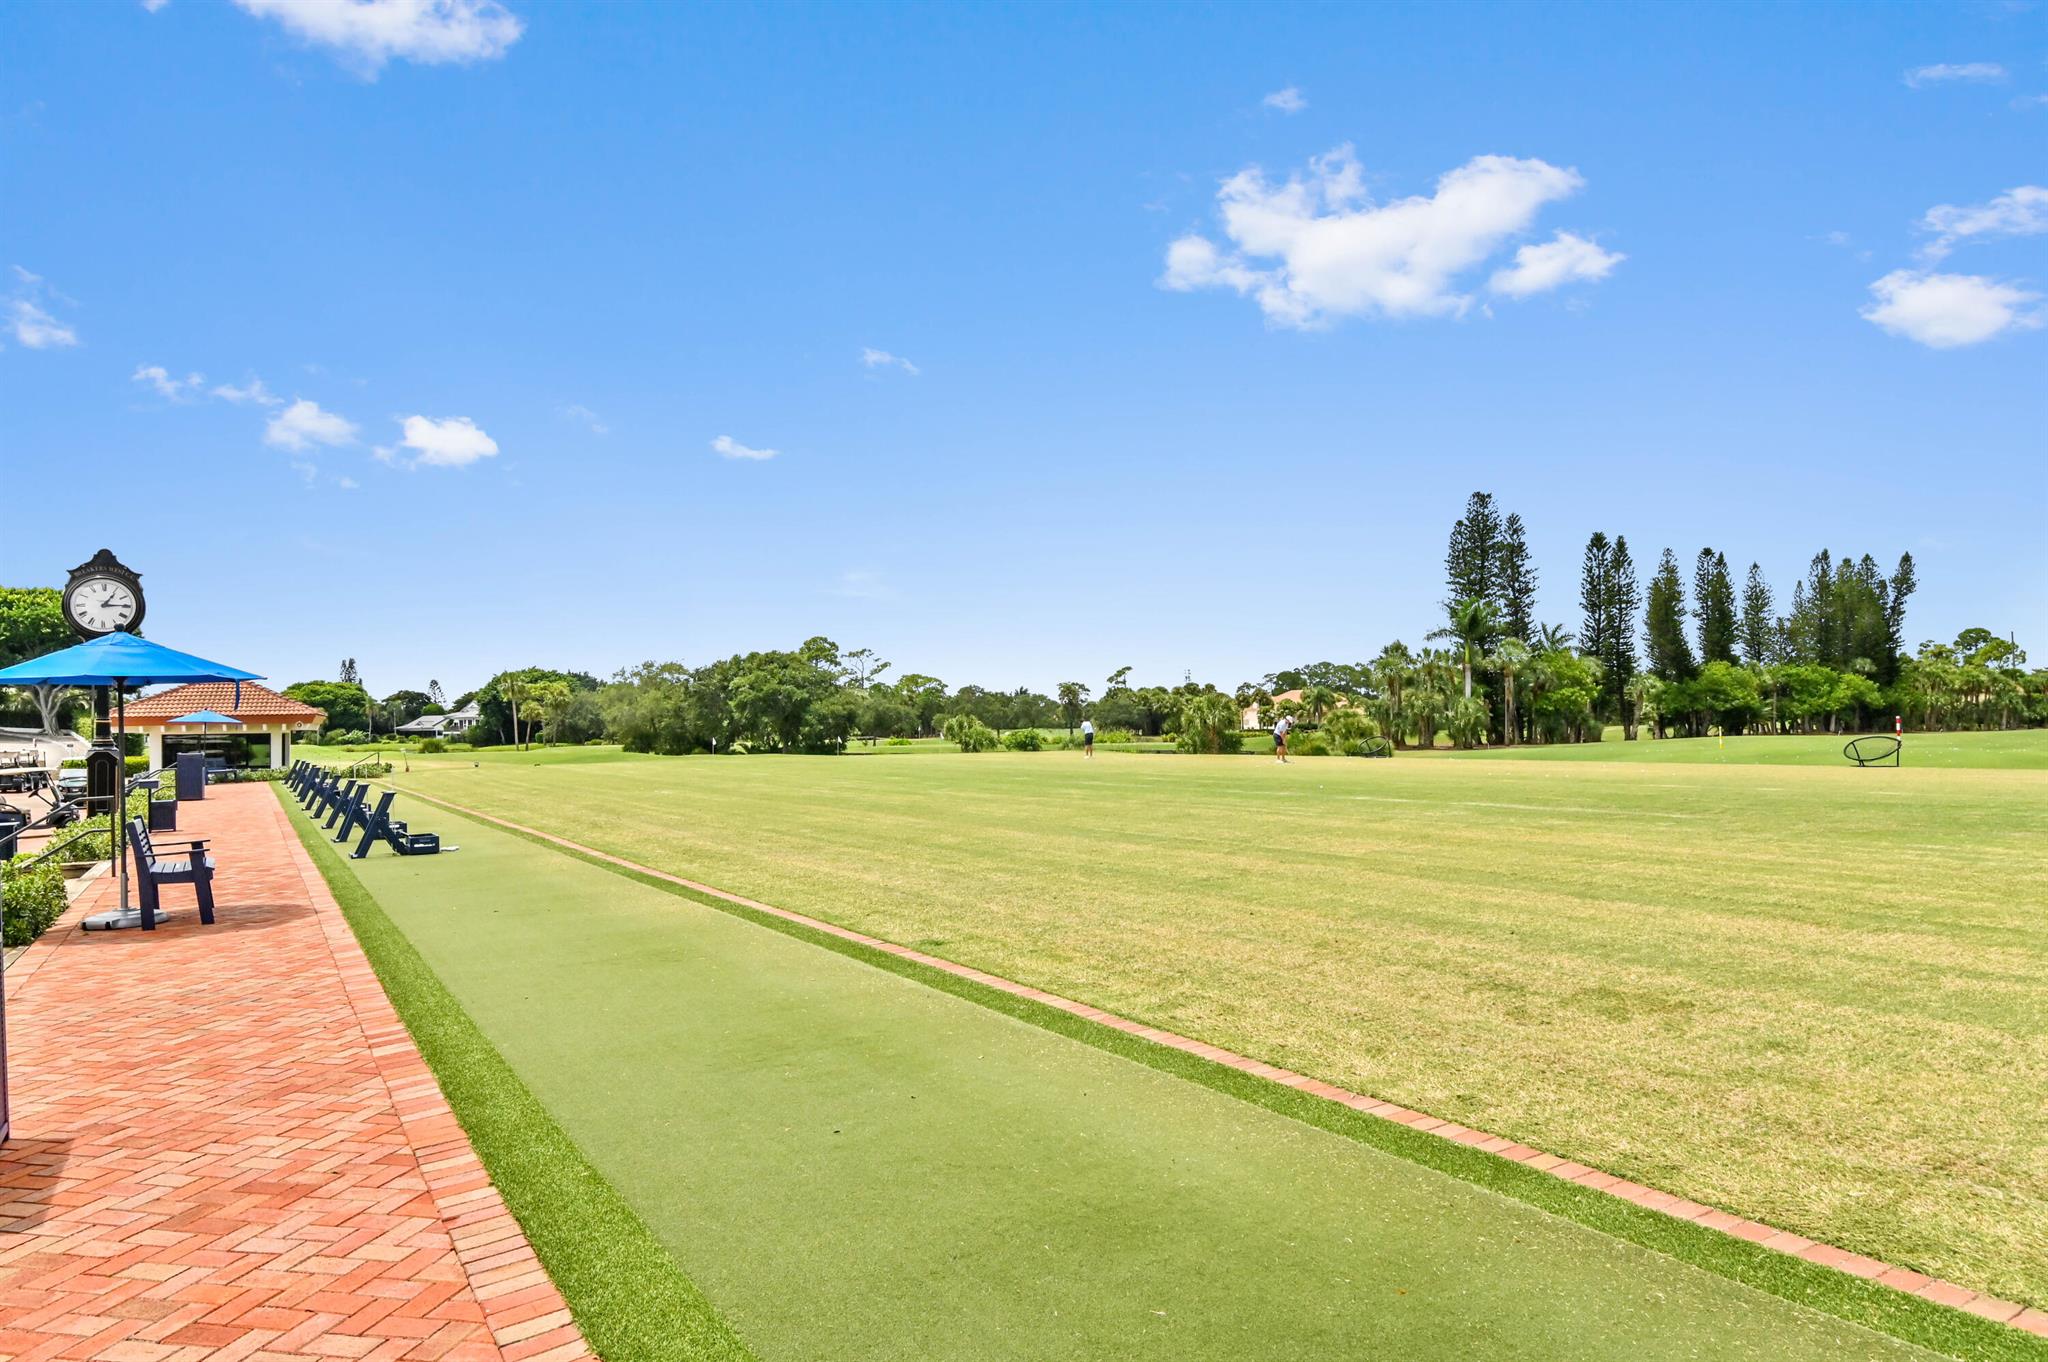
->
394;785;2047;1340
263;789;597;1362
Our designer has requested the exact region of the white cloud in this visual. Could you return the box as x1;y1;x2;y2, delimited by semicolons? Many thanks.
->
1904;62;2008;88
336;474;359;490
1160;146;1611;325
132;364;205;400
711;434;776;461
5;268;80;349
231;0;523;75
2015;94;2048;111
860;347;920;375
1262;86;1306;114
1861;270;2042;347
264;398;359;450
1488;231;1624;298
140;0;170;11
560;402;609;434
212;376;282;406
1918;184;2048;260
390;414;499;467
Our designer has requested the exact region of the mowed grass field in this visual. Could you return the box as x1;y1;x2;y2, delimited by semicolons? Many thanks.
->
349;735;2048;1309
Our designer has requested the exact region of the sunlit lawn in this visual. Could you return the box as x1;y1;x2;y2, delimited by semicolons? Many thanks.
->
338;736;2048;1311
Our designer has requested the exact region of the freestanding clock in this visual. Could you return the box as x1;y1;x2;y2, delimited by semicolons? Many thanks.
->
63;550;146;639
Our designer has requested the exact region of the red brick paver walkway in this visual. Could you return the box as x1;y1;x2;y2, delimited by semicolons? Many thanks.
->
0;785;592;1362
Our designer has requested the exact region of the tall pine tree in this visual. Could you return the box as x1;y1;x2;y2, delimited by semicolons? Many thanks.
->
1883;552;1917;683
1646;549;1697;681
1496;513;1537;644
1578;532;1612;665
1693;549;1738;664
1739;563;1775;665
1604;536;1640;711
1444;492;1503;613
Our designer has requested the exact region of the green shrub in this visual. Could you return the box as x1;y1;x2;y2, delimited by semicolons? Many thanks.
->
1321;710;1381;745
325;728;367;745
1001;728;1044;751
885;736;914;746
418;738;449;754
1175;693;1246;754
60;755;151;774
1290;731;1331;756
941;714;1000;752
213;767;293;783
3;855;66;946
1098;728;1139;744
1448;696;1490;749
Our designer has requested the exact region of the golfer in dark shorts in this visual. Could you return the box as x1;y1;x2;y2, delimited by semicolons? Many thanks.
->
1273;713;1292;763
1082;718;1095;757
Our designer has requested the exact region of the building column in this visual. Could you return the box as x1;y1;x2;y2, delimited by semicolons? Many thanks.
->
147;731;164;770
268;727;283;769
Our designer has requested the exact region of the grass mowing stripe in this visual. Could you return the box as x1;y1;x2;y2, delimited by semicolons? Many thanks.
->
280;787;758;1362
401;788;2045;1362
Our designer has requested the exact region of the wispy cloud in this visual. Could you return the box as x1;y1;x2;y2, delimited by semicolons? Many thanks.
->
1904;62;2008;88
6;267;79;349
264;398;359;451
140;0;170;12
860;347;920;376
1262;86;1306;114
711;434;777;461
231;0;524;77
1918;184;2048;260
560;402;609;434
212;375;282;406
1488;231;1624;298
1161;146;1615;326
132;364;206;400
1861;270;2042;348
378;414;499;468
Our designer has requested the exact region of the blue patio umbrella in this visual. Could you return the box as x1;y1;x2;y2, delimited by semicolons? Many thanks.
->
167;710;244;727
0;634;261;927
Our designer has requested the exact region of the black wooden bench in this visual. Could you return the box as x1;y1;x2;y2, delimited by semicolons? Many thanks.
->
125;815;217;929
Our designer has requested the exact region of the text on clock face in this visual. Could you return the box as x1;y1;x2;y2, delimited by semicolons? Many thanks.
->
73;581;138;630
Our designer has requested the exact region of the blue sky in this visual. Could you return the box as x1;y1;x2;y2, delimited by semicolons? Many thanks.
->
3;0;2043;699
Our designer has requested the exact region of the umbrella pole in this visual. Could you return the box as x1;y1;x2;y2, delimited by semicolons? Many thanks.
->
116;683;135;922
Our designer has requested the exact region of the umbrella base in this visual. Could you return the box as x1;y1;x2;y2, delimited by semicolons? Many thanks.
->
81;907;171;932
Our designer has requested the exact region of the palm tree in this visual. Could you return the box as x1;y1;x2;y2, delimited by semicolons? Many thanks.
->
1428;597;1501;699
1535;621;1575;653
1491;638;1531;746
1623;673;1660;741
1300;684;1339;722
1370;642;1414;747
1056;681;1088;736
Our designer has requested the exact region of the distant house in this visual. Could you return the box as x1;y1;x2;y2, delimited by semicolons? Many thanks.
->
1243;688;1358;730
122;681;327;770
396;700;481;739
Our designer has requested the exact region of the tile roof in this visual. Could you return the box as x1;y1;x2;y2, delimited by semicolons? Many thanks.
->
120;680;327;725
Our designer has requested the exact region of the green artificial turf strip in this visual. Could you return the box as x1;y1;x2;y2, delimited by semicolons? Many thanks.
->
365;745;2048;1308
280;788;758;1362
402;788;2046;1362
1441;729;2048;769
308;787;1986;1362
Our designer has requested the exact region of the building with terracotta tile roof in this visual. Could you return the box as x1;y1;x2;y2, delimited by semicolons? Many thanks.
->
121;681;325;769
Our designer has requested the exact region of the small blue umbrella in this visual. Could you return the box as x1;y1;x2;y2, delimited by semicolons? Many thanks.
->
0;634;261;926
167;710;244;726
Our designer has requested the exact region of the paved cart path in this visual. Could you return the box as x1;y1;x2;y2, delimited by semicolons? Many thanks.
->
0;784;592;1362
320;789;1947;1362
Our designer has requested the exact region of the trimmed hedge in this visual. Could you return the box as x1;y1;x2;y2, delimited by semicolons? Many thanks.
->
3;855;67;946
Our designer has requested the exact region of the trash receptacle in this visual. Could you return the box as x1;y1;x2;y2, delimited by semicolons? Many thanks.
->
175;752;207;801
0;806;26;859
139;780;178;831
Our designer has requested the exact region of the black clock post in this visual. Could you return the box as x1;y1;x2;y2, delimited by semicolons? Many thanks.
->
61;550;147;860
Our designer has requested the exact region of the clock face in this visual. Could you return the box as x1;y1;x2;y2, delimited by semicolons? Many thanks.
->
69;576;140;634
